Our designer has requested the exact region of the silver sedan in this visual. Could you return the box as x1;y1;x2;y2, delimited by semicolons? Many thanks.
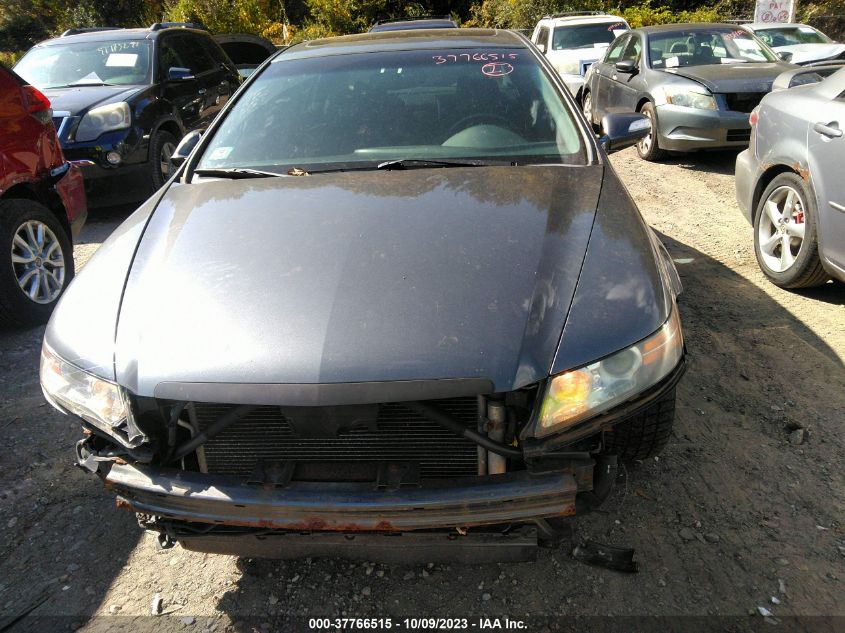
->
735;66;845;287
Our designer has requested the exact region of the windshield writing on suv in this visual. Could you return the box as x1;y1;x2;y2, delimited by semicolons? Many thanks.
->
15;40;152;88
649;29;777;68
553;22;628;50
196;48;585;174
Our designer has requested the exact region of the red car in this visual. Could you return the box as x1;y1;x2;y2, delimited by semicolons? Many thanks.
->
0;64;86;326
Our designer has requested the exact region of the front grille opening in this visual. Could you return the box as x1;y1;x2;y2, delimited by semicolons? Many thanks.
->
726;129;751;142
192;397;482;481
724;92;765;113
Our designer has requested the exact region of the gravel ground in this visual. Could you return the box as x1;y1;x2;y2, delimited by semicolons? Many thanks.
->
0;149;843;632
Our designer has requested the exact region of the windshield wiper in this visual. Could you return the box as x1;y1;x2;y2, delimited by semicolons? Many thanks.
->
193;168;284;180
376;158;516;170
53;82;115;88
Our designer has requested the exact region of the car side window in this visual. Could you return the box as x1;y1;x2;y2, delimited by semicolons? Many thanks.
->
620;35;642;65
158;37;186;80
536;27;550;51
604;35;629;63
201;37;233;71
172;34;215;76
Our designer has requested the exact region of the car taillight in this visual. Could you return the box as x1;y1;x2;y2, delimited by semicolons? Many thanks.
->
749;109;759;126
21;85;53;125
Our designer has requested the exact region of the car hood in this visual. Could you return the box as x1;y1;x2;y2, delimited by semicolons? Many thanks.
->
40;84;143;116
773;43;845;64
113;167;603;398
663;62;793;92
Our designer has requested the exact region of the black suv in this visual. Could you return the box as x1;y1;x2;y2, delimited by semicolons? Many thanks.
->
13;24;241;194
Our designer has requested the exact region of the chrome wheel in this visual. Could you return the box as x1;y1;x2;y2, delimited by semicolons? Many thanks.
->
11;220;66;304
160;141;176;179
757;185;806;273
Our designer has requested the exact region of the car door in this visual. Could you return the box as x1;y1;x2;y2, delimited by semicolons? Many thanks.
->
808;85;845;271
158;33;203;131
173;33;223;127
608;33;645;113
594;34;629;119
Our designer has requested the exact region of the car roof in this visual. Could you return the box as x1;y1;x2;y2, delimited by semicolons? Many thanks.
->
636;23;755;35
281;28;525;60
369;18;457;33
35;26;208;47
746;22;811;30
541;14;627;26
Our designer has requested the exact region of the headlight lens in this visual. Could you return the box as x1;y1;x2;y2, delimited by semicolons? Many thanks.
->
557;61;581;75
536;308;683;437
664;89;717;110
40;343;128;431
75;102;131;142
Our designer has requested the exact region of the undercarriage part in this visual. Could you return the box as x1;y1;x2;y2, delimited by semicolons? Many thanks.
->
572;540;639;573
486;400;507;474
75;433;153;472
404;400;522;459
576;454;617;514
175;526;540;563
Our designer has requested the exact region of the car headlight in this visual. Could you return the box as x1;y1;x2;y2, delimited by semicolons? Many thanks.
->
536;308;683;437
75;102;131;142
662;88;717;110
557;61;581;75
40;343;128;434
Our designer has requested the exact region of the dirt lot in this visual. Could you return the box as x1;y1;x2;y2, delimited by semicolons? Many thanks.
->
1;149;843;632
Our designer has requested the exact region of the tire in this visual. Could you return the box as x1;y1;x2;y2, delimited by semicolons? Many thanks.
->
636;102;666;161
602;388;675;461
753;172;829;289
149;130;179;192
0;199;75;327
581;90;595;129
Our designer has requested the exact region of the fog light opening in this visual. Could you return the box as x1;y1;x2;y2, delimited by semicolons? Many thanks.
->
106;151;122;165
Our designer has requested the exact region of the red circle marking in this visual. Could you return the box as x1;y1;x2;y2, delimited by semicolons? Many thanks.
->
482;62;513;77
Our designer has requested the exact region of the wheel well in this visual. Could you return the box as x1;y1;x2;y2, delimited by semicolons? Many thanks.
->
1;183;71;238
636;98;650;112
753;165;799;214
154;119;183;141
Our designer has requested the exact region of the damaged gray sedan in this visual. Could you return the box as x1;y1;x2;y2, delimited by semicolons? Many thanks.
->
40;29;685;561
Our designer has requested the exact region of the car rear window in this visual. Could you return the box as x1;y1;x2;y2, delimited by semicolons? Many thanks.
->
197;48;586;173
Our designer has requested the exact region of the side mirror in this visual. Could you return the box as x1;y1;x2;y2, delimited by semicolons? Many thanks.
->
168;67;195;81
777;51;794;62
615;59;637;74
599;113;650;153
171;130;202;167
536;42;546;54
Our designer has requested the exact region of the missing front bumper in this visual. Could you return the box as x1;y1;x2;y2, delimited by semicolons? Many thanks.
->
104;464;578;532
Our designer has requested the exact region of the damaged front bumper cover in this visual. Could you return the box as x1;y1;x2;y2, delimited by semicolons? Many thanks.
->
103;464;578;532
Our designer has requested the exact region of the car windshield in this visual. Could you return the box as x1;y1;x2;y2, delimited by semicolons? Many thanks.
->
648;28;778;68
755;26;831;46
196;48;585;173
15;40;152;88
552;22;628;50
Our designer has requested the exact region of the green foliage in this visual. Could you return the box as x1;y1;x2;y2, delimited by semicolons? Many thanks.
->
163;0;283;33
617;1;719;28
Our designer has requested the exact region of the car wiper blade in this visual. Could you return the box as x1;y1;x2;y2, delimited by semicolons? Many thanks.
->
193;168;284;179
376;158;516;170
55;82;115;87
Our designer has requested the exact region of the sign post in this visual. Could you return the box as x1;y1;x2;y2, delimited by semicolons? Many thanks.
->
754;0;797;23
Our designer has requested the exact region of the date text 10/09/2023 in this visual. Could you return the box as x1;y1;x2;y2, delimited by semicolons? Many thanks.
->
308;618;528;630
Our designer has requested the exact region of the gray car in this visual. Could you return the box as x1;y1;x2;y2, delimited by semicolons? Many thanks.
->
582;23;795;160
39;29;685;560
736;66;845;287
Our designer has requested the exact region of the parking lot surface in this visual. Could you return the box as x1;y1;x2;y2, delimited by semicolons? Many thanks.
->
1;150;843;631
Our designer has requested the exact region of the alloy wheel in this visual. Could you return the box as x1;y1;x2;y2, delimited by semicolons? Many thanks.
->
757;185;806;273
639;110;653;153
11;220;66;304
160;141;176;179
582;93;592;125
